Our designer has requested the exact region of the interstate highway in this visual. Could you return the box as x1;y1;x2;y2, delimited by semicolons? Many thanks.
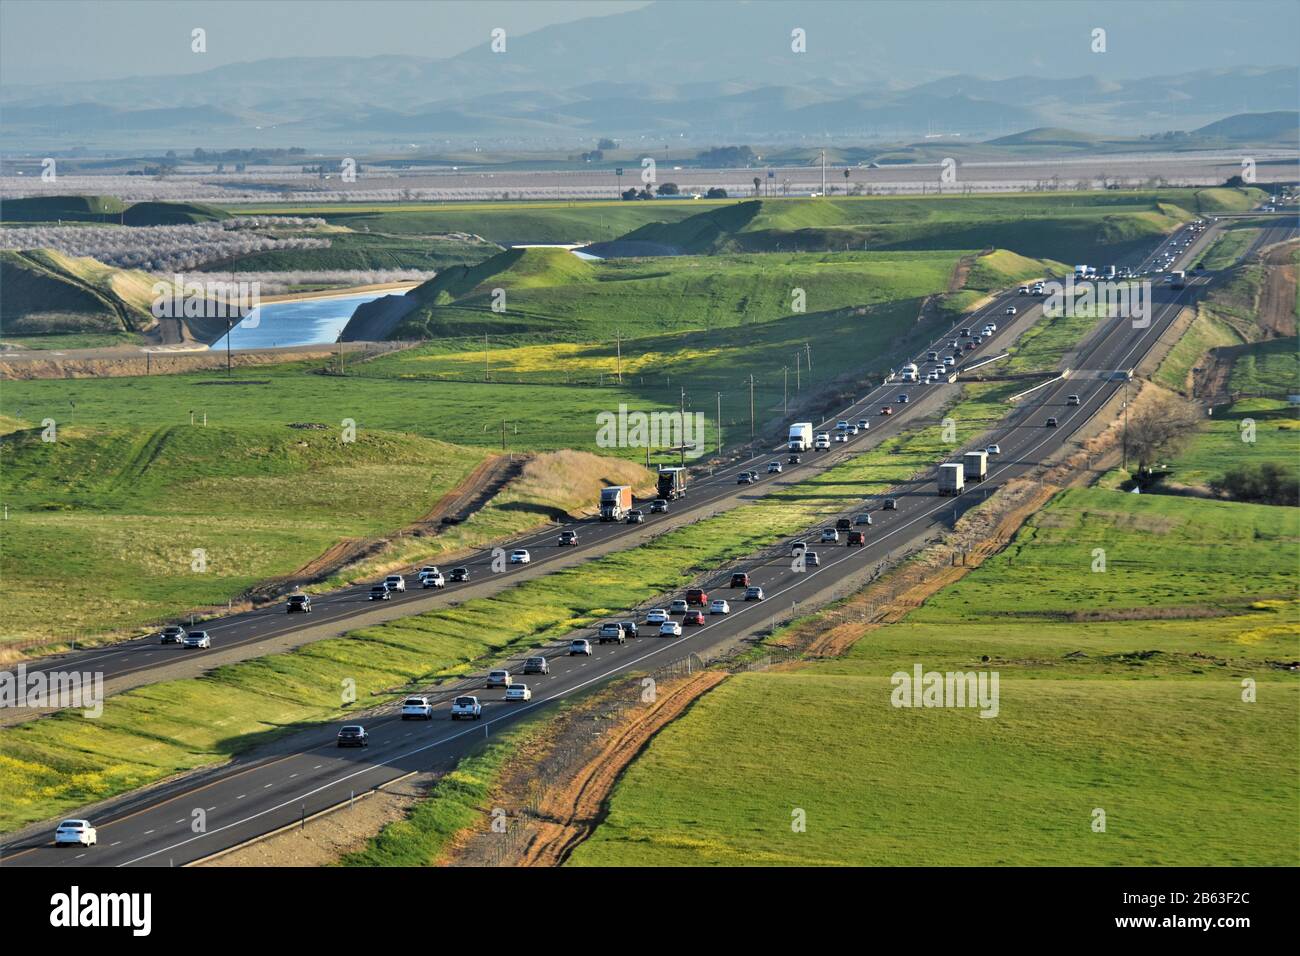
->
6;282;1037;713
1;231;1211;867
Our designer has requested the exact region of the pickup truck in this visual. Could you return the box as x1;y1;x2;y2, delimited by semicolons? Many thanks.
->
598;622;627;645
450;696;482;720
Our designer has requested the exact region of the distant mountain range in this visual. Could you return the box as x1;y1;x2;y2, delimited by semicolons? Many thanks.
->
1;0;1296;150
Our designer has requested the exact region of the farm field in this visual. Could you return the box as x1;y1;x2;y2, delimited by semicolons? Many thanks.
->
571;489;1300;866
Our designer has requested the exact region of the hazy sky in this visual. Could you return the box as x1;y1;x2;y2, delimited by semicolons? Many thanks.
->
0;0;651;86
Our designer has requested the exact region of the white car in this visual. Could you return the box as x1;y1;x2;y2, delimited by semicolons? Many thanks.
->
486;669;512;688
450;696;482;720
944;356;955;366
836;420;850;431
384;574;406;592
401;696;433;720
857;419;870;430
54;819;97;847
422;572;445;588
569;639;593;656
820;528;839;543
709;599;731;615
510;549;531;564
416;566;438;580
1018;285;1030;294
645;608;669;625
986;443;1001;456
659;621;683;637
182;631;211;649
505;684;532;702
669;598;689;614
1004;306;1016;316
814;433;831;449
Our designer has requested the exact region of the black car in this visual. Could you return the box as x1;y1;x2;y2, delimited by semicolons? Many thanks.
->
883;498;898;511
835;518;852;532
737;473;753;485
369;585;391;601
619;620;640;639
449;567;470;583
286;593;311;613
557;529;578;546
788;454;802;465
626;509;646;524
1046;417;1059;427
337;725;368;748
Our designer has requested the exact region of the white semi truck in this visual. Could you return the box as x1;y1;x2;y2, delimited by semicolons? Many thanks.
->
963;450;988;483
938;463;965;496
788;422;813;452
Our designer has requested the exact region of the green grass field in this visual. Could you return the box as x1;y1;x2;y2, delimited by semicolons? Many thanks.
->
0;423;488;643
572;489;1300;866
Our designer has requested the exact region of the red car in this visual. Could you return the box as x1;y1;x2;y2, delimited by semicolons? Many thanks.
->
685;588;709;606
730;572;749;588
880;406;893;416
847;531;866;547
683;610;706;626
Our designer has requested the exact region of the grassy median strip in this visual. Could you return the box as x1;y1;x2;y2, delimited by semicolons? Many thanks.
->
0;378;1021;833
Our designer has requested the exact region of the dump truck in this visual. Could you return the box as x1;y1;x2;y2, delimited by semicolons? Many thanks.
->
963;450;988;483
788;422;813;452
656;466;687;501
938;463;965;496
599;485;633;521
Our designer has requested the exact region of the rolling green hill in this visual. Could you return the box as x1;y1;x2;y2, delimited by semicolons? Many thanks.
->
0;248;161;336
616;190;1265;262
0;195;227;225
0;194;127;222
120;200;229;225
379;246;959;342
0;422;488;642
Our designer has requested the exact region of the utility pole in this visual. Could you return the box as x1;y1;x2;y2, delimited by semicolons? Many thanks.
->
679;387;687;469
804;342;813;386
484;333;489;382
820;149;826;196
1122;376;1130;472
748;374;755;451
716;391;722;456
795;351;801;392
226;317;232;374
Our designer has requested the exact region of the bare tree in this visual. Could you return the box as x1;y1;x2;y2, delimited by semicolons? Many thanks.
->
1126;393;1203;471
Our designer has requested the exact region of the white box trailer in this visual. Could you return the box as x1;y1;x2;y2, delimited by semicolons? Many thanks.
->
938;463;965;496
963;451;988;482
788;422;813;452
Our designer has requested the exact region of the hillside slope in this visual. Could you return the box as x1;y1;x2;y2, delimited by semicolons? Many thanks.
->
0;248;161;335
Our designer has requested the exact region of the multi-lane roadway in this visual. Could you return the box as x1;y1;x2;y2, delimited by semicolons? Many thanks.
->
1;218;1226;867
